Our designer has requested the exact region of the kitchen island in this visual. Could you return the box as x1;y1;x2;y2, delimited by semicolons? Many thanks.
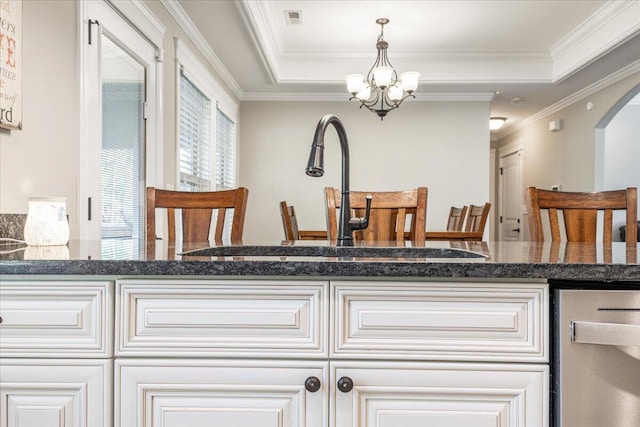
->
1;239;638;280
1;240;639;427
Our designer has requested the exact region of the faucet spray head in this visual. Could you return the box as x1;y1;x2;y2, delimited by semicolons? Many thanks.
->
306;141;325;177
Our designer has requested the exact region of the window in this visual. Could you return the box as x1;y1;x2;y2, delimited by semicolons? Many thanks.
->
176;39;238;193
215;108;236;190
179;73;212;191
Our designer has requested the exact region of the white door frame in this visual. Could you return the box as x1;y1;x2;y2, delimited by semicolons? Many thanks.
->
78;0;164;240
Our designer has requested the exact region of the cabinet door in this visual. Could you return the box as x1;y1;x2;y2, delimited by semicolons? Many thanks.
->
0;359;112;427
332;361;548;427
116;359;328;427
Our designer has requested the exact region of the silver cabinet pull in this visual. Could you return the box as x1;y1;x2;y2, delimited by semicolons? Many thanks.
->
571;321;640;346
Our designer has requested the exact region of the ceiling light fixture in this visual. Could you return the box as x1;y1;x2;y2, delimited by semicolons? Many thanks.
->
345;18;420;120
490;117;507;130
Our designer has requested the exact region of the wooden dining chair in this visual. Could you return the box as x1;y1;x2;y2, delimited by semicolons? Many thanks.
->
524;186;637;245
446;206;468;231
464;203;491;234
279;201;327;241
324;187;427;242
146;187;249;246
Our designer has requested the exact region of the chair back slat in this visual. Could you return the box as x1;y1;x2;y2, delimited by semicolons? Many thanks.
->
447;206;468;231
464;203;491;234
183;208;214;243
525;187;637;245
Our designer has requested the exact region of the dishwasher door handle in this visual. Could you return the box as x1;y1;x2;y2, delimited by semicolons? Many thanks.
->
571;321;640;346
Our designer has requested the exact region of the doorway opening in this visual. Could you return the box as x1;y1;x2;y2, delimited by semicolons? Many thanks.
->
594;83;640;241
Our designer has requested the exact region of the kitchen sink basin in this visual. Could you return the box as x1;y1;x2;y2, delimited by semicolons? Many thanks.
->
179;245;487;259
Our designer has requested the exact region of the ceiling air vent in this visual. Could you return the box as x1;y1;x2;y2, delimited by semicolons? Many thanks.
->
285;10;302;25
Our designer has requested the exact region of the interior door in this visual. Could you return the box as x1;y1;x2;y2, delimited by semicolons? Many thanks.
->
81;0;158;257
499;150;523;241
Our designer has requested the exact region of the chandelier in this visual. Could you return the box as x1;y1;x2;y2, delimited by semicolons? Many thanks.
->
345;18;420;120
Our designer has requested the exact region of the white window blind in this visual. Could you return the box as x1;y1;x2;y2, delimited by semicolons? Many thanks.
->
216;108;236;190
179;71;212;191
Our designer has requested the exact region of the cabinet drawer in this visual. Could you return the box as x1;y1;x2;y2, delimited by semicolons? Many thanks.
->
116;279;327;357
0;280;113;358
332;281;547;362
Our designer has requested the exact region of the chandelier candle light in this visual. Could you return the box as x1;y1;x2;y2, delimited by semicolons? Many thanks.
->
346;18;420;120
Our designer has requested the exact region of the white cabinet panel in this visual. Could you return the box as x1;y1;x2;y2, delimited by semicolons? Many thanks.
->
0;359;112;427
116;279;327;357
116;359;328;427
0;281;113;358
332;361;548;427
332;281;547;362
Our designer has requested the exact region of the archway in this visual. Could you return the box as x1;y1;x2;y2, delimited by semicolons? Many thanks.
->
594;83;640;240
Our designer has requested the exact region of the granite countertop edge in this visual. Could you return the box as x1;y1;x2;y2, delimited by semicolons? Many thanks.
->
2;259;639;281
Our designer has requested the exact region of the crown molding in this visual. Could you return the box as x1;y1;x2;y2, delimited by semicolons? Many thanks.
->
241;92;495;102
237;0;281;84
550;0;640;82
495;59;640;140
160;0;243;99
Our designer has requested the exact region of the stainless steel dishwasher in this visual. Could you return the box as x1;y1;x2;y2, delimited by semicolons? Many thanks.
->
554;287;640;427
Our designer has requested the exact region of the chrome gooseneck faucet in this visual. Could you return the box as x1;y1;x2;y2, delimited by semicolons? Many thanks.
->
305;114;371;246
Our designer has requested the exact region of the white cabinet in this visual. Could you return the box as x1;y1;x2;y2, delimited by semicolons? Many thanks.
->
2;276;549;427
0;280;113;358
116;359;328;427
0;279;114;427
332;281;548;362
332;361;548;427
114;278;549;427
116;279;327;358
0;359;112;427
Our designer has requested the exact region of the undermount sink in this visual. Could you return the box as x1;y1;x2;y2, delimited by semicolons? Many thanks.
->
179;245;487;259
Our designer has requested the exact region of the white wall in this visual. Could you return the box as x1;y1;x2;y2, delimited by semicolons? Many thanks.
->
0;1;78;229
498;73;640;193
604;103;640;240
239;100;491;241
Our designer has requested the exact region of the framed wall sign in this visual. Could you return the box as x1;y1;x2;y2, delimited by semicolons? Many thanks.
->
0;0;22;130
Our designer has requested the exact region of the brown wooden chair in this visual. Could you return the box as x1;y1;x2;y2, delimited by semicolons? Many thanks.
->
279;201;327;241
146;187;249;247
524;187;637;245
446;206;468;231
324;187;427;242
464;203;491;234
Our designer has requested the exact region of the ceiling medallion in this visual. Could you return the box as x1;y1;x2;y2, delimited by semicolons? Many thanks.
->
345;18;420;120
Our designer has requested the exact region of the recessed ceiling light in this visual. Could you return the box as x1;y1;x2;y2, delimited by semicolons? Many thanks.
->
510;97;523;105
285;10;302;25
490;117;507;130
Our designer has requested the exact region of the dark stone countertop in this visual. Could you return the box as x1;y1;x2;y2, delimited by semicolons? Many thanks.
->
0;239;639;283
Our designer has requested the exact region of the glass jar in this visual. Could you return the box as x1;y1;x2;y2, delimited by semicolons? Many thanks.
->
23;197;70;246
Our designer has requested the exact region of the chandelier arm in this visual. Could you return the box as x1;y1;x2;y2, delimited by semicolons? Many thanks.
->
362;89;381;108
382;50;398;86
366;50;382;86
